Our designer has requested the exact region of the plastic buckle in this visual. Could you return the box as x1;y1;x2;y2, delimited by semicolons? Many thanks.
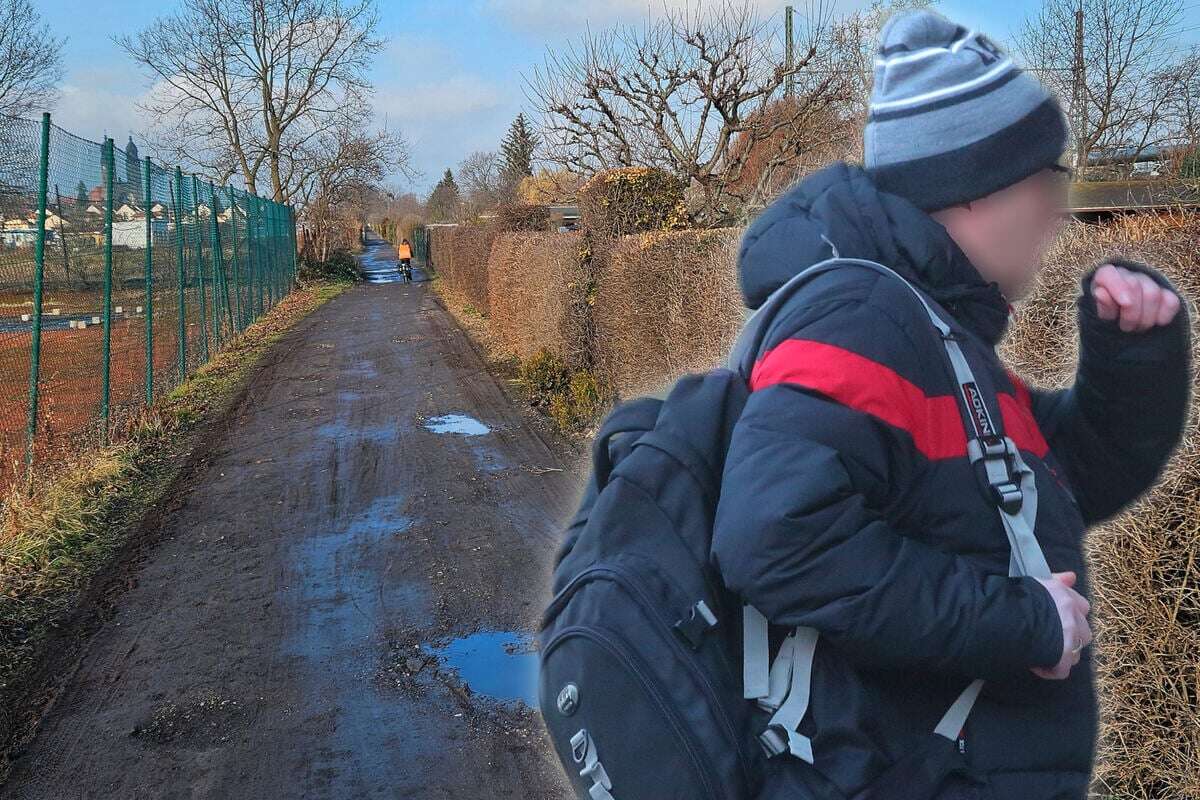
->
979;435;1008;458
973;436;1023;513
991;482;1023;514
673;600;718;650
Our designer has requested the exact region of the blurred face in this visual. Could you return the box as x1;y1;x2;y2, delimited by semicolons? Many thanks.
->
932;166;1070;301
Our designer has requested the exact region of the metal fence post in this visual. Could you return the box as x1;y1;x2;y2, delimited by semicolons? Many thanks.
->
208;181;222;346
143;156;153;405
271;202;281;300
229;189;243;331
191;174;209;361
264;198;275;310
250;195;258;321
173;168;186;377
288;205;298;289
25;112;51;471
214;185;234;335
267;200;276;306
100;137;114;444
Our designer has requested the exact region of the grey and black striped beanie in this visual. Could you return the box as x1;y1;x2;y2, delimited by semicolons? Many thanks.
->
863;10;1067;211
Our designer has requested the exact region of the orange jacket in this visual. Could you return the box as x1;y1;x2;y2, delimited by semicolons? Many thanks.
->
397;243;412;259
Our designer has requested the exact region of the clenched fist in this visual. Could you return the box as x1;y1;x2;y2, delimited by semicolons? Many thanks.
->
1091;263;1182;332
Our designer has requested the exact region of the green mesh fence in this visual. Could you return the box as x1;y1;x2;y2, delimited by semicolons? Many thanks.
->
0;113;298;497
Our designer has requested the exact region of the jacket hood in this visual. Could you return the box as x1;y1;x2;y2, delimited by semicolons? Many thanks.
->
738;161;1012;346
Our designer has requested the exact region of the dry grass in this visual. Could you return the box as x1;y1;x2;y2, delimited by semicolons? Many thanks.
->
593;228;743;399
1001;211;1200;800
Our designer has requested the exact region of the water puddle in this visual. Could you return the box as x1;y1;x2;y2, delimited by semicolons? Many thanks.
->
315;419;398;445
422;631;539;707
281;489;436;780
358;236;423;284
344;495;415;538
423;414;490;436
470;443;509;474
358;239;403;283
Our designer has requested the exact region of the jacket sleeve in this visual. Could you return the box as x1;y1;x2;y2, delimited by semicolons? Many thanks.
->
1025;259;1193;526
712;296;1064;682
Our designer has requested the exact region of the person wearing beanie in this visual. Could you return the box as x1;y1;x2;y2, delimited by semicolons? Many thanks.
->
713;9;1191;800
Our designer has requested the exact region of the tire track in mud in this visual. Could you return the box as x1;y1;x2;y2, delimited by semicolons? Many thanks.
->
1;239;581;799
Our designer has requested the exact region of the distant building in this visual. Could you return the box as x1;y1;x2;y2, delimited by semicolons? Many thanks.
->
115;203;143;221
548;204;581;231
89;218;169;249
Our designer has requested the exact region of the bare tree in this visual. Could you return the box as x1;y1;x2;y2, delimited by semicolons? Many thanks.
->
118;0;384;202
820;0;933;158
0;0;64;118
1159;48;1200;154
457;150;504;218
296;120;410;262
1020;0;1184;171
525;0;850;224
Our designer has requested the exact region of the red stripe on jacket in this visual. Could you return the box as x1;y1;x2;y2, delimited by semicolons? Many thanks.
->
750;339;1049;460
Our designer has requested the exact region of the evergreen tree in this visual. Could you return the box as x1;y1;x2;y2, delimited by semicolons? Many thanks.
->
427;168;461;222
499;114;539;198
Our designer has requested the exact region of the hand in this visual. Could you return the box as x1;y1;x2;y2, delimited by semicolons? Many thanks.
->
1030;571;1092;680
1091;263;1181;332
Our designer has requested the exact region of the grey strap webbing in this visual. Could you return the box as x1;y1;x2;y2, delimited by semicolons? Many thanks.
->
570;729;615;800
731;257;1053;757
743;605;771;701
758;627;819;763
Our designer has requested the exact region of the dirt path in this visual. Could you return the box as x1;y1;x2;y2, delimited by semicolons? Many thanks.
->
1;236;581;799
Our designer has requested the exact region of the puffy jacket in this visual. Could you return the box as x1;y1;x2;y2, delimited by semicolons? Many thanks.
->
711;162;1192;800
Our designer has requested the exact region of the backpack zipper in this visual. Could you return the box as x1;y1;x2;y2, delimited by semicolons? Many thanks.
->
545;624;719;800
545;563;754;792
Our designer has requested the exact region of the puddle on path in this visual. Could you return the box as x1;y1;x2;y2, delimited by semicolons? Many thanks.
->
470;443;509;474
281;491;436;787
423;414;490;436
315;419;399;445
359;239;403;283
422;631;539;708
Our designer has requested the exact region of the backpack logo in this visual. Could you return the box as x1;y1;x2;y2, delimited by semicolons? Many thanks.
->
961;382;994;438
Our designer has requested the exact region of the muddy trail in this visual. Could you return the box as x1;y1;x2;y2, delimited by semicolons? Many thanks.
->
1;235;581;799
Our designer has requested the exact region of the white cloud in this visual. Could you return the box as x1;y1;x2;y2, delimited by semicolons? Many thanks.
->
371;37;522;193
50;78;146;146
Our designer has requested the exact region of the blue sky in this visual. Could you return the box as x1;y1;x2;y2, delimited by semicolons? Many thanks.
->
41;0;1200;195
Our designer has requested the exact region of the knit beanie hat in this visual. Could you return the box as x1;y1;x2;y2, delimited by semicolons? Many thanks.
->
863;10;1068;211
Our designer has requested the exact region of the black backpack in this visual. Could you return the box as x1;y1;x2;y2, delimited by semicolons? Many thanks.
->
537;258;1053;800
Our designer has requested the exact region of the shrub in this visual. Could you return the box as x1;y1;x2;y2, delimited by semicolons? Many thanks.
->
299;248;358;284
516;349;609;432
578;167;688;238
496;203;551;232
593;228;742;398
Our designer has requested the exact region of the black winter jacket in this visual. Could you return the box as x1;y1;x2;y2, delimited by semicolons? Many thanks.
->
711;162;1192;800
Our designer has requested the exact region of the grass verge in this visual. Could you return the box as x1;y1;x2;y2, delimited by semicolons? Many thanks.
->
0;279;351;781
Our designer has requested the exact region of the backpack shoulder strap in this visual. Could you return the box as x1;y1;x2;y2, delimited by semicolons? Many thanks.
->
735;257;1053;760
591;396;663;488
